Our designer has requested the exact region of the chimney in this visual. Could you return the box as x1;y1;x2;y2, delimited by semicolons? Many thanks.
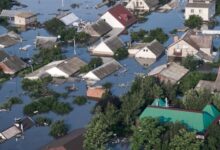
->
174;36;179;43
165;98;169;107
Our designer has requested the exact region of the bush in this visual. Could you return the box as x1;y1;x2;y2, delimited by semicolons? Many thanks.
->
114;48;128;60
74;96;87;105
181;55;203;71
80;57;103;73
49;120;68;138
0;97;23;110
35;116;52;126
185;15;203;29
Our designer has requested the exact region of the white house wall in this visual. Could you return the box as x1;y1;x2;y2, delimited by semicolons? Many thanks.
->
100;12;125;29
92;41;114;56
126;0;150;12
135;47;157;59
46;67;69;78
83;71;100;81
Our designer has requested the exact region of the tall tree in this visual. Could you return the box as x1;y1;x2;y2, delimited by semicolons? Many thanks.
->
204;124;220;150
169;129;203;149
130;117;164;150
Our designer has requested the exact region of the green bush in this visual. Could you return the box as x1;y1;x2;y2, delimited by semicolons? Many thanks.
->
185;15;203;29
0;97;23;110
114;48;128;60
80;57;103;73
49;120;68;138
74;96;87;105
35;116;52;126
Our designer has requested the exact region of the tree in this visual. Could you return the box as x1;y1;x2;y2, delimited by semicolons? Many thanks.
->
183;89;212;111
143;28;169;44
35;116;52;126
181;55;203;71
185;15;203;29
114;47;128;60
169;129;203;149
80;57;103;73
130;117;164;150
204;124;220;150
83;110;112;150
73;96;87;105
49;120;68;138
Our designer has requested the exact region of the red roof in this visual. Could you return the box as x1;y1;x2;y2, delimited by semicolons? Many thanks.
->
108;4;136;28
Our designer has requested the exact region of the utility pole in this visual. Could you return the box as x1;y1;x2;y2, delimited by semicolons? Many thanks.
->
74;37;76;55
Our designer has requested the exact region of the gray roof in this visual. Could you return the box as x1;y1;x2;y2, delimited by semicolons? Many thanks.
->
186;1;213;8
0;50;10;62
214;68;220;91
91;20;112;36
145;0;159;8
0;10;20;17
195;80;215;91
146;39;165;57
105;37;124;52
2;56;27;72
41;128;85;150
56;57;87;76
196;50;213;62
92;59;122;79
0;31;21;48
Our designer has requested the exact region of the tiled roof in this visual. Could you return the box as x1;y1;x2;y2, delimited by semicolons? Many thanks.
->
3;56;27;72
105;36;124;52
91;20;112;36
15;12;36;18
86;86;106;99
140;99;220;132
146;39;165;57
0;50;10;62
108;4;137;28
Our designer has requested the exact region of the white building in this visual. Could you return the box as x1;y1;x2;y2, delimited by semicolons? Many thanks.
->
185;0;216;21
14;12;37;26
90;36;125;56
126;0;159;13
100;4;136;29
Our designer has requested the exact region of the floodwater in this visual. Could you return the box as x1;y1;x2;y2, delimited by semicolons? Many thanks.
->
0;0;218;150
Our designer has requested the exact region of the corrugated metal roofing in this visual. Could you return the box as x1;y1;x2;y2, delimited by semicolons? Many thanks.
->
59;12;79;26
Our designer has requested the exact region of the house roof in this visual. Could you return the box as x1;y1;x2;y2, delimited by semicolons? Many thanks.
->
2;56;27;72
0;50;10;62
214;67;220;91
56;57;87;76
91;20;112;36
105;36;124;52
91;59;122;80
41;128;85;150
140;99;220;132
195;80;215;91
129;43;146;49
35;36;57;49
0;31;21;48
186;1;213;8
108;4;136;27
21;117;34;131
86;86;106;99
15;12;36;18
148;62;189;83
1;126;21;139
0;10;20;17
145;0;159;8
57;12;79;26
146;39;165;57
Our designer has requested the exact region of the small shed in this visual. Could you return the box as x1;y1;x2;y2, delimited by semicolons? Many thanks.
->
86;86;106;100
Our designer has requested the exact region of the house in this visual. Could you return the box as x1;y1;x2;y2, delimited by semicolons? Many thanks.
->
148;62;189;84
129;39;165;59
140;98;220;133
0;50;27;74
86;86;106;100
0;10;20;24
41;128;85;150
83;20;112;37
57;12;79;26
83;59;122;81
185;0;216;21
90;36;125;56
0;31;22;48
126;0;159;13
14;12;37;26
100;4;137;29
195;67;220;92
25;57;86;80
35;36;58;49
167;30;214;62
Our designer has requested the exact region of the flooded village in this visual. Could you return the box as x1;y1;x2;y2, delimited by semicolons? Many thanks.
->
0;0;220;150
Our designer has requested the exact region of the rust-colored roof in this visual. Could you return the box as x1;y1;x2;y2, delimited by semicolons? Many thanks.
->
86;87;106;99
108;4;137;28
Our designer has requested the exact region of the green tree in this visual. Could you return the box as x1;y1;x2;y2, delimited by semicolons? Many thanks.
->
204;124;220;150
114;47;128;60
49;120;68;138
185;15;203;29
181;55;203;71
80;57;103;73
130;117;164;150
73;96;87;105
169;129;203;149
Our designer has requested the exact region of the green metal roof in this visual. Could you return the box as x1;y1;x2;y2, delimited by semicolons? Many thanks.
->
151;98;166;107
140;101;220;132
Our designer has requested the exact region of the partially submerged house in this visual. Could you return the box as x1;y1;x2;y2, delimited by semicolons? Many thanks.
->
89;36;125;56
25;57;86;80
83;59;122;81
140;98;220;135
0;10;20;24
0;31;22;48
167;30;215;62
129;39;165;62
57;12;79;26
185;0;216;21
86;86;106;100
195;67;220;92
0;50;27;74
83;19;112;37
148;62;189;84
100;4;137;30
14;12;37;26
126;0;159;13
41;128;85;150
35;36;57;49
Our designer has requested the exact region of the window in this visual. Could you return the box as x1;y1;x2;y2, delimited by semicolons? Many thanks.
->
191;9;194;13
199;9;202;13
